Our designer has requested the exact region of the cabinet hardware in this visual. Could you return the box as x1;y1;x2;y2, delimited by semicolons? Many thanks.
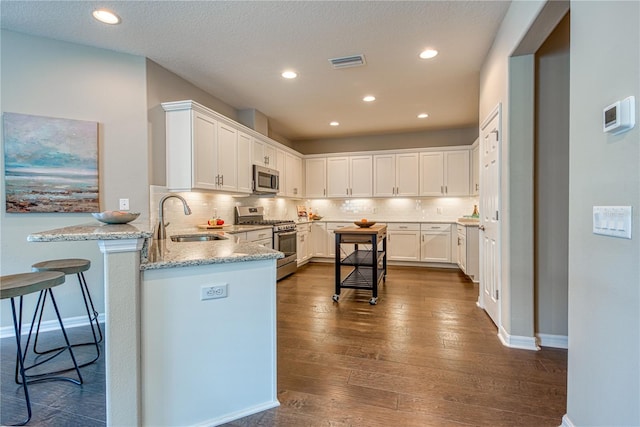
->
495;289;499;299
323;189;326;196
496;210;499;221
346;188;349;196
445;185;448;194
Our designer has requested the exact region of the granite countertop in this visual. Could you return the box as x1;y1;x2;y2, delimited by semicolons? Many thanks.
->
27;221;153;241
27;222;282;271
304;218;477;225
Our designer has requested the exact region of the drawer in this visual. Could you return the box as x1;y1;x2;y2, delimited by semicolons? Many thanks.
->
326;222;354;231
421;223;451;232
246;229;272;242
296;223;310;232
387;223;420;231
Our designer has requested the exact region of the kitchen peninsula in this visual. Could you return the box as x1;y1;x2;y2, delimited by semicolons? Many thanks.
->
27;221;283;427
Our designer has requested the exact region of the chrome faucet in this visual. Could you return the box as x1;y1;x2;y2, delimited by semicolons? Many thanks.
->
157;194;192;239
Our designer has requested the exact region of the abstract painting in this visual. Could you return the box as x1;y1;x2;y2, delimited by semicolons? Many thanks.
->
3;112;99;213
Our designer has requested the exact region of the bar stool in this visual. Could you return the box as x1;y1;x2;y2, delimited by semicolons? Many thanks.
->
30;259;102;368
1;271;83;426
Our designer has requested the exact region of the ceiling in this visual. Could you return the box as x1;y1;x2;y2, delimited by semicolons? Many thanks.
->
1;1;511;141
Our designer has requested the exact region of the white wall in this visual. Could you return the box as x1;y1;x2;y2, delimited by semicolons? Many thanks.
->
0;31;148;330
566;1;639;425
479;0;547;338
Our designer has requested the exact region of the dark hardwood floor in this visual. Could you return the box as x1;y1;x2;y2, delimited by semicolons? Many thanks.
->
225;264;567;427
1;264;567;426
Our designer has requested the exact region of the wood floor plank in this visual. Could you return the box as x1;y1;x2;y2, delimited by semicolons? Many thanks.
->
223;263;567;426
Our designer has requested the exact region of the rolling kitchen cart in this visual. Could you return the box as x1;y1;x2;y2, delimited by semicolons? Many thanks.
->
333;224;387;305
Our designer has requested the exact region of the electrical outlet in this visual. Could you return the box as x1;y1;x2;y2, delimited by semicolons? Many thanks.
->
119;198;130;211
437;207;443;214
201;284;228;300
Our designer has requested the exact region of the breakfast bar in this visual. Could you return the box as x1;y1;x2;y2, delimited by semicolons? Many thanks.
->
333;224;387;305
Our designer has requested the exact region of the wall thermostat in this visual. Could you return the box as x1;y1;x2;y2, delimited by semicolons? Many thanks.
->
603;96;635;135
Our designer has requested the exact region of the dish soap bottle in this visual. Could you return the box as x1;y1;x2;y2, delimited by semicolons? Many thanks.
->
471;205;479;218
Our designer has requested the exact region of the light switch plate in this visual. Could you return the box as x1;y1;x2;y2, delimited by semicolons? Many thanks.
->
593;206;632;239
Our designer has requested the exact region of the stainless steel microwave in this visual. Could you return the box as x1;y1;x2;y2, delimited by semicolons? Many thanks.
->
253;165;279;194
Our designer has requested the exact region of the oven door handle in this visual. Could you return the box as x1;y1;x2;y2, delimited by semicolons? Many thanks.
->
277;230;297;237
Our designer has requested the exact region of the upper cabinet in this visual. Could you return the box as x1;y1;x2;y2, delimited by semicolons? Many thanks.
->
419;150;470;196
471;139;479;196
326;155;372;198
284;152;303;198
163;100;295;195
373;152;419;197
305;158;327;198
165;104;250;194
252;139;277;168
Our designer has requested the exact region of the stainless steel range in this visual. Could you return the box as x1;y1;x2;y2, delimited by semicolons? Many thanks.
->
235;206;297;280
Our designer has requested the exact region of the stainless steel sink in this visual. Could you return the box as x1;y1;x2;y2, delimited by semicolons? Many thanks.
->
170;234;228;242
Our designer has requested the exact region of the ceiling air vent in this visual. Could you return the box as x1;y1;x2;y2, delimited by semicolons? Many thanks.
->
329;54;366;69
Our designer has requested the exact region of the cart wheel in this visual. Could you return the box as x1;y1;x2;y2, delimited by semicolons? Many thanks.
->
332;294;340;302
369;297;378;305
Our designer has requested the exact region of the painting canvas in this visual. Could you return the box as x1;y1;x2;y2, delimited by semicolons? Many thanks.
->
3;112;99;213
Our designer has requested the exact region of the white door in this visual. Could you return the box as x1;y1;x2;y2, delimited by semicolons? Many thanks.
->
216;123;238;191
479;105;501;327
444;151;470;196
419;152;444;196
237;132;252;194
327;157;350;197
349;156;372;197
305;158;327;198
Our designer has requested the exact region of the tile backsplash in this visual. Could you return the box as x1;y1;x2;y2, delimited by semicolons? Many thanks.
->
150;185;479;231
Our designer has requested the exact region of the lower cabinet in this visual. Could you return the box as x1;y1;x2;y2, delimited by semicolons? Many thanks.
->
420;223;452;263
310;222;328;257
236;229;273;248
297;223;311;265
387;223;421;261
457;224;479;282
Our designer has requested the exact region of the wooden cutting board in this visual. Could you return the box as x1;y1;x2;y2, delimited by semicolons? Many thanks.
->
197;224;226;229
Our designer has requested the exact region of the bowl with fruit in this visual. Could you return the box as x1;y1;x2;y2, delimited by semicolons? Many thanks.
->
354;218;376;228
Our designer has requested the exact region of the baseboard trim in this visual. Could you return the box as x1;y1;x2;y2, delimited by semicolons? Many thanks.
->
536;333;568;349
498;325;540;351
0;313;105;339
561;414;575;427
196;399;280;427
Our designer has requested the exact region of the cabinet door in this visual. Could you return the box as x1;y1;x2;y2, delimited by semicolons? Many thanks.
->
285;153;302;197
297;231;309;264
264;144;277;168
216;123;238;191
237;132;253;193
419;152;444;196
457;230;467;272
252;139;267;166
310;222;327;257
327;157;350;197
349;155;372;197
305;158;327;198
373;154;396;197
421;231;451;262
388;231;420;261
192;111;218;190
276;149;286;196
444;151;470;196
395;152;419;196
472;143;480;195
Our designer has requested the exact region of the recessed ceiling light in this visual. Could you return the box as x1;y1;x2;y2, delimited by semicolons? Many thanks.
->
363;95;376;102
329;121;340;126
92;9;121;25
419;49;438;59
281;70;298;79
418;113;429;119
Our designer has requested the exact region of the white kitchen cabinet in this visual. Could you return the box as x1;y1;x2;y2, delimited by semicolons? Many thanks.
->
309;221;328;257
216;122;239;192
373;152;419;197
327;155;372;198
420;223;452;263
237;131;253;194
419;150;470;196
387;223;421;261
471;140;480;196
164;103;252;194
457;224;479;282
296;223;310;265
305;158;327;198
285;152;303;198
252;138;277;167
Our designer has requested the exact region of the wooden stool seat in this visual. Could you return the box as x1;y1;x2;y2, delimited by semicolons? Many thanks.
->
0;271;65;299
32;259;90;275
1;271;83;426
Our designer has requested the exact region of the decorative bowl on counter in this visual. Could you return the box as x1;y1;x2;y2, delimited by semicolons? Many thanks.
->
92;211;140;224
354;221;376;228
